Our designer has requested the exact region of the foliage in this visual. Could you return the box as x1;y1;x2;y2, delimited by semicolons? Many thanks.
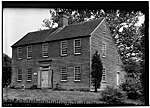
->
120;58;143;100
3;53;11;88
91;51;103;92
101;86;127;104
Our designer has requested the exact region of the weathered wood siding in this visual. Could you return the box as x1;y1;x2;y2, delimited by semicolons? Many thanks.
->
91;19;124;90
11;37;90;90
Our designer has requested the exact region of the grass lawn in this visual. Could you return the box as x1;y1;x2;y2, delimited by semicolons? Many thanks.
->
3;88;144;105
3;88;102;103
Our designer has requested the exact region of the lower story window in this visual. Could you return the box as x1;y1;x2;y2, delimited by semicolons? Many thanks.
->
17;69;22;81
61;67;67;81
74;66;81;81
102;67;106;82
27;69;32;81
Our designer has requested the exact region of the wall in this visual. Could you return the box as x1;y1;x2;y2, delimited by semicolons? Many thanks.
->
11;37;91;90
90;19;124;90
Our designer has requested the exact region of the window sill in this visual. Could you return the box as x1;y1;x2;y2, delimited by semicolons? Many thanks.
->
102;81;107;83
42;56;48;58
74;80;81;82
61;80;67;82
27;57;32;60
74;53;81;55
18;58;22;60
61;54;67;57
17;80;22;82
27;80;32;82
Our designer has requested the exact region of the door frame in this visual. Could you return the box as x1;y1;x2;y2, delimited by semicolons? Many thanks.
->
38;65;52;88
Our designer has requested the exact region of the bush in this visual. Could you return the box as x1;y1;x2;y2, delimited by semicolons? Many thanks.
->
119;77;143;100
101;86;127;104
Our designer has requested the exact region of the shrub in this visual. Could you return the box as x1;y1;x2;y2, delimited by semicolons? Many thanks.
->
119;77;143;100
30;84;37;89
101;86;127;104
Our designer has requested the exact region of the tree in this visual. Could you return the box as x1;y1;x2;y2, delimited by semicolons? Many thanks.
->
91;51;103;92
3;53;11;88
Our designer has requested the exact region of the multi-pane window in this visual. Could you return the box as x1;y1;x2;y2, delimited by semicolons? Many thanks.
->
27;69;32;81
102;42;106;57
74;67;81;81
27;45;32;59
74;39;81;54
17;69;22;81
103;25;106;35
102;67;106;82
17;47;22;59
61;41;67;56
61;67;67;81
42;43;48;57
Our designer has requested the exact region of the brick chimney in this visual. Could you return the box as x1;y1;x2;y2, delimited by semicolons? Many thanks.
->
58;12;69;27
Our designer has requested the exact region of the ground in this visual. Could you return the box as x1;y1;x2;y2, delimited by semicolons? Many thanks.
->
3;88;143;105
3;88;102;103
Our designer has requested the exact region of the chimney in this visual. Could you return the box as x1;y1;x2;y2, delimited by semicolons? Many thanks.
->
58;12;69;27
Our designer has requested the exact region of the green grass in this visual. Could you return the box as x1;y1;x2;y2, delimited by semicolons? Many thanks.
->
3;88;102;103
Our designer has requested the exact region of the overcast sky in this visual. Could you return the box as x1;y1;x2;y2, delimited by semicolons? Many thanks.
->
3;8;145;57
3;8;51;57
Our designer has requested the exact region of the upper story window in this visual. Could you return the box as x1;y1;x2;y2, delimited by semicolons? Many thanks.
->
102;42;106;57
61;41;67;56
27;45;32;59
74;39;81;54
27;68;32;81
74;66;81;81
42;43;48;57
17;69;22;81
103;25;106;35
17;47;22;59
102;67;106;82
61;67;67;81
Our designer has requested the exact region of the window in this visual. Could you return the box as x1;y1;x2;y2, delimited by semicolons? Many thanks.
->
102;42;106;57
42;43;48;57
17;47;22;59
27;69;32;81
74;39;81;54
102;67;106;82
17;69;22;81
74;67;81;81
61;41;67;56
27;45;32;59
103;25;106;35
117;71;120;86
61;67;67;81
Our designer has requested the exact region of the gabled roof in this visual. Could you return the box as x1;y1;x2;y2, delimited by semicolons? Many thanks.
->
12;17;104;47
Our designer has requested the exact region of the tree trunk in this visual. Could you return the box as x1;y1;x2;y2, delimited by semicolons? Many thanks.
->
94;80;97;93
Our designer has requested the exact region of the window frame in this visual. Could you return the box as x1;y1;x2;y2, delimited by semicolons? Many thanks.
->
74;39;81;55
102;67;106;82
61;41;68;56
42;43;49;58
27;68;32;82
27;45;32;59
61;67;67;81
17;47;22;60
17;69;22;82
102;42;106;57
74;66;81;81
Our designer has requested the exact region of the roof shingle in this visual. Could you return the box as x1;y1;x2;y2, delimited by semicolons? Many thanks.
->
12;18;104;47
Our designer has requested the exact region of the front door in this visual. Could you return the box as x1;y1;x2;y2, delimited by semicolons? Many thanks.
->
41;70;49;88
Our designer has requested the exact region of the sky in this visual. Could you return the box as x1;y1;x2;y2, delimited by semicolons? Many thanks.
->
3;8;51;57
3;8;145;57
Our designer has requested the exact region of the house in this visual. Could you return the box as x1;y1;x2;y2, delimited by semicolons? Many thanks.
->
11;12;124;91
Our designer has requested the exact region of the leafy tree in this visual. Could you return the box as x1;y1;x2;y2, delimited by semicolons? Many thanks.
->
3;53;11;88
91;51;103;92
